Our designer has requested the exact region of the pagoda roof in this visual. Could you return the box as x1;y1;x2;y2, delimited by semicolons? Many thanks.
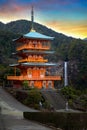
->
22;62;56;66
23;30;54;40
9;62;57;67
9;63;19;67
16;50;54;55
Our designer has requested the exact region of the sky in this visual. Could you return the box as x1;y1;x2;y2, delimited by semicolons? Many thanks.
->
0;0;87;39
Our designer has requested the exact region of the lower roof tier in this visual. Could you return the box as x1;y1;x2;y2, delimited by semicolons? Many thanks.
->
9;62;58;67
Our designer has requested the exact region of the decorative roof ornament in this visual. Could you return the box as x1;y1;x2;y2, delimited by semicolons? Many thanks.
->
30;6;36;32
23;6;54;40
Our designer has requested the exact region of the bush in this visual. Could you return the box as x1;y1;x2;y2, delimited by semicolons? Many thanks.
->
61;86;87;111
68;99;73;106
42;101;50;109
22;80;29;90
61;86;79;100
22;89;44;109
27;89;43;104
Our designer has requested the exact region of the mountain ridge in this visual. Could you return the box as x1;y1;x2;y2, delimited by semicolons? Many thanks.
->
0;20;87;44
83;38;87;41
0;20;74;39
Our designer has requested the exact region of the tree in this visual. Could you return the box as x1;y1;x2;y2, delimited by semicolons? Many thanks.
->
22;80;29;90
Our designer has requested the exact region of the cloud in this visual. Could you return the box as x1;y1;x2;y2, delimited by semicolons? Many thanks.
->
0;0;31;15
0;0;86;17
45;20;87;38
0;1;31;23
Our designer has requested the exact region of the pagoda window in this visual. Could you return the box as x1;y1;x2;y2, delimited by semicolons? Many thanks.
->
38;41;42;48
33;67;37;70
31;43;34;48
48;81;52;88
29;41;32;45
28;55;32;60
33;55;36;60
35;43;38;48
27;68;32;78
22;70;27;76
30;81;34;88
26;39;29;43
42;41;46;47
33;41;37;44
35;55;37;58
48;41;51;48
40;68;45;78
39;55;43;60
42;81;46;89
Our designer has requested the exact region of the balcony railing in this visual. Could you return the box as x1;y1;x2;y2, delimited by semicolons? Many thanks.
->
18;58;48;63
7;75;61;81
17;45;50;51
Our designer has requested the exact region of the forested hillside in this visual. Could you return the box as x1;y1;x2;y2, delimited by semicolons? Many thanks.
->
0;20;87;89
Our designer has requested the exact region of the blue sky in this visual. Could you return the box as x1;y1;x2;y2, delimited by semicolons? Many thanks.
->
0;0;87;39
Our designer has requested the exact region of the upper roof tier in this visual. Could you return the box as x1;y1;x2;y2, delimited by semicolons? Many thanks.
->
23;30;54;40
13;30;54;42
23;7;54;40
13;7;54;41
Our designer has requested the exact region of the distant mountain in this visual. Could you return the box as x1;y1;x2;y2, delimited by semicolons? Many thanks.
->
83;38;87;41
0;22;5;30
0;20;74;48
0;20;74;43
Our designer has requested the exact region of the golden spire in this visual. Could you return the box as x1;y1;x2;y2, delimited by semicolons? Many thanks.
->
31;6;36;32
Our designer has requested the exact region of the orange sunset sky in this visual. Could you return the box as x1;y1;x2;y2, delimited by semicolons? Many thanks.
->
0;0;87;39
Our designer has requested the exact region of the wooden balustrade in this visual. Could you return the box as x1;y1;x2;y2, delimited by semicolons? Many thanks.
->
7;75;61;80
17;45;50;51
18;58;48;63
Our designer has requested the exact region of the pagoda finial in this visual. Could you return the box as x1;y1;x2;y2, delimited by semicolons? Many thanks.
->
31;6;35;32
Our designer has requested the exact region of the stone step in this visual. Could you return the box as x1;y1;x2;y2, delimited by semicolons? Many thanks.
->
41;89;66;110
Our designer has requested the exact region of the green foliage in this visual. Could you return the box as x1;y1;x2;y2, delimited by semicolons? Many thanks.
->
22;80;29;90
24;89;42;105
0;29;20;65
15;88;49;110
61;86;87;111
61;86;78;100
55;38;87;89
42;100;50;109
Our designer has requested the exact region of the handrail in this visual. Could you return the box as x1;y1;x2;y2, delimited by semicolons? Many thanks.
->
7;75;61;80
17;45;50;51
18;59;48;63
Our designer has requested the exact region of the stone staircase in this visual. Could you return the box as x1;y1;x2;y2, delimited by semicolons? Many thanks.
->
41;89;66;110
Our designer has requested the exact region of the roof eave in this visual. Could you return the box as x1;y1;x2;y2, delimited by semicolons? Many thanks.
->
23;35;54;40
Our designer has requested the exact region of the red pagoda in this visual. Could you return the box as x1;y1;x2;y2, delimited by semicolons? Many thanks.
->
7;8;61;89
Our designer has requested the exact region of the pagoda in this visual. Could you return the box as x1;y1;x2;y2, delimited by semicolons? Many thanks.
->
7;7;61;89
